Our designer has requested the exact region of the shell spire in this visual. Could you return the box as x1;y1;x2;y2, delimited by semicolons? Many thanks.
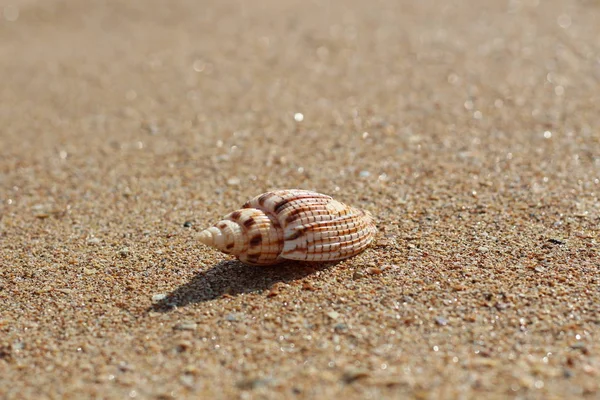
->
197;189;377;265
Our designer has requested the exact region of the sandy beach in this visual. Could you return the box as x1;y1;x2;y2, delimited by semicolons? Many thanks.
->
1;0;599;398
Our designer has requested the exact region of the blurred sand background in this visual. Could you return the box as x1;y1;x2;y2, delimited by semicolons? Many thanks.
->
1;0;599;398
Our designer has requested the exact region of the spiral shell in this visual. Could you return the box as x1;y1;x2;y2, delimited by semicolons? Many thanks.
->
198;189;377;265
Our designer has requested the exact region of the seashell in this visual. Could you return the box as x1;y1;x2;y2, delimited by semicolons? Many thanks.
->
198;189;377;265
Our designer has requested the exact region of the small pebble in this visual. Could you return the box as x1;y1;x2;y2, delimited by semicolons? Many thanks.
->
118;361;133;372
366;267;383;275
225;314;238;322
180;374;195;388
175;341;192;353
227;177;241;186
32;204;60;219
143;121;160;135
173;322;198;331
478;246;489;253
183;221;193;228
152;293;167;302
352;271;365;280
183;365;200;375
341;368;369;384
563;368;574;378
0;345;12;359
376;238;392;247
118;247;130;258
326;311;340;320
236;377;273;390
87;237;101;245
435;316;448;326
570;342;587;351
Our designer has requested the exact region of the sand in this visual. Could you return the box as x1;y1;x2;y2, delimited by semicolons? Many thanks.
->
0;0;599;398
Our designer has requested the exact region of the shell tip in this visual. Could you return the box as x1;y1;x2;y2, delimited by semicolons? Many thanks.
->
198;229;214;247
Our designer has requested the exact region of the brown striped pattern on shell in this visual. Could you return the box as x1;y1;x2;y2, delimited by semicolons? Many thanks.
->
198;189;377;265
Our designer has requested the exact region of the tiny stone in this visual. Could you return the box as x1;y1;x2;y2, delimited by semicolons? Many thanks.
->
0;345;12;360
225;314;238;322
143;122;160;135
359;170;370;178
478;246;489;253
366;267;383;275
435;316;448;326
570;342;587;350
173;322;198;331
152;293;167;302
333;323;348;332
352;272;364;280
237;377;272;390
183;365;200;375
32;204;56;219
183;221;193;228
118;361;133;372
326;311;340;320
563;368;574;378
402;295;415;303
118;247;130;258
180;374;195;388
87;237;101;245
227;177;241;186
175;341;192;353
341;368;369;384
376;239;392;247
